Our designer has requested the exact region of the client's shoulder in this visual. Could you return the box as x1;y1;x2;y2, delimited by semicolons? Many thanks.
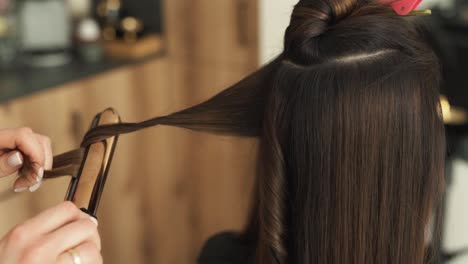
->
197;232;253;264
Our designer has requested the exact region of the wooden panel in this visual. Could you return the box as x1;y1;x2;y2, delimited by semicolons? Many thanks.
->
165;0;258;70
164;0;193;61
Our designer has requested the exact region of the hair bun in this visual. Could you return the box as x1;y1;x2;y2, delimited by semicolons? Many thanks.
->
284;0;359;65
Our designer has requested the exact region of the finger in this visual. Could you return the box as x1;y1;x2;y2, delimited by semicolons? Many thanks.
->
13;162;43;193
0;128;45;167
44;217;99;256
13;177;40;193
0;150;23;177
20;202;86;236
56;242;102;264
13;134;52;192
0;128;46;192
35;134;53;170
18;138;46;183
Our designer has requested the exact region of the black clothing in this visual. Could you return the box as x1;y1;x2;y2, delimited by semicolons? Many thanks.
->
197;232;252;264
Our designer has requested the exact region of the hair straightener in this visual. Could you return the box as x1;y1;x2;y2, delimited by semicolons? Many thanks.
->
68;108;120;217
44;108;120;217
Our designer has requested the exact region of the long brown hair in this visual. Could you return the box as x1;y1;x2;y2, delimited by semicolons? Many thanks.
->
45;0;446;263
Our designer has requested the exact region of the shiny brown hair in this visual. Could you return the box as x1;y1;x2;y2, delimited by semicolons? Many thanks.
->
45;0;446;263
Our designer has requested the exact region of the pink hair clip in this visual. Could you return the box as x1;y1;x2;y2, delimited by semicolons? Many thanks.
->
381;0;431;16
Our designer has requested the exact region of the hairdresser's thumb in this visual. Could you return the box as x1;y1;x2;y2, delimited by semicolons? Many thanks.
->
0;151;23;178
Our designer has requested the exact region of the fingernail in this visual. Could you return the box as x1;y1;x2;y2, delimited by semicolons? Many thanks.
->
89;217;98;226
7;152;23;167
14;187;28;193
29;181;41;192
35;167;44;182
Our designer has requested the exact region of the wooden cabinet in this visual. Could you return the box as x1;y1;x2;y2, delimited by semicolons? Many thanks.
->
0;59;174;264
0;59;258;264
189;0;257;67
164;0;259;258
165;0;258;69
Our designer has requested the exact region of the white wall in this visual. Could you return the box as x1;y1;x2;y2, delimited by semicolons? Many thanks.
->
420;0;455;9
258;0;297;64
444;159;468;264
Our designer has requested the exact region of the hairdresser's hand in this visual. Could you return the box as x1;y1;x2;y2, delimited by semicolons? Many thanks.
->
0;127;52;192
0;201;102;264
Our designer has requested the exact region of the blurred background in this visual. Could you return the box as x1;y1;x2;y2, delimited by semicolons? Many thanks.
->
0;0;466;263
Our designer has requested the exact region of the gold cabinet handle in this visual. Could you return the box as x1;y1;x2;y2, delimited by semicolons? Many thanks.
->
236;0;249;47
70;111;84;144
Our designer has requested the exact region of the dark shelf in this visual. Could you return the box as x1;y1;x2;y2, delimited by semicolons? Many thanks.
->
0;52;165;104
